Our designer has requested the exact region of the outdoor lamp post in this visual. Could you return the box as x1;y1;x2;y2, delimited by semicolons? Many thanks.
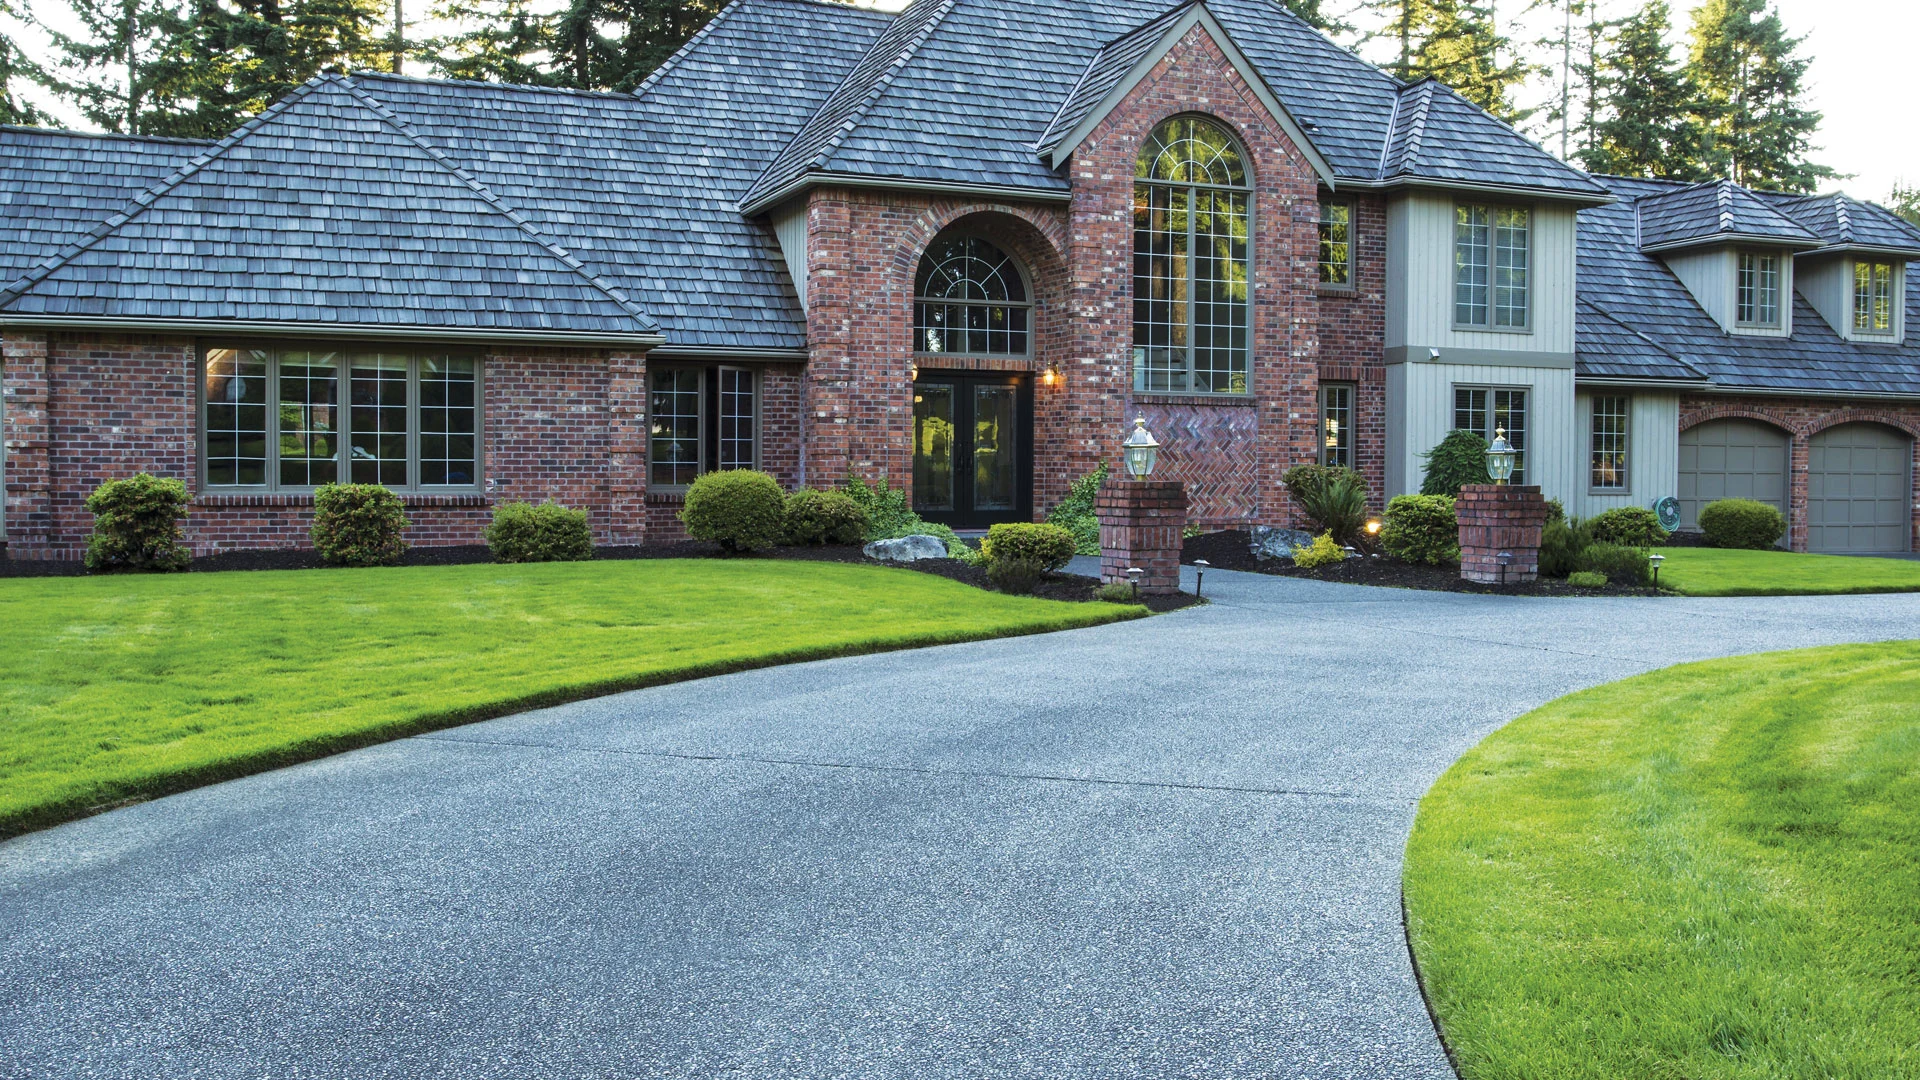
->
1122;416;1160;480
1486;427;1516;484
1192;559;1209;598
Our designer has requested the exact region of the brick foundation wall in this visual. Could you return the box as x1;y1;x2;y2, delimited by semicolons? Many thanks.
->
1679;395;1920;552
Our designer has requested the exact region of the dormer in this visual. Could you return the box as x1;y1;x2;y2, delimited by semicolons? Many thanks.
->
1635;180;1820;337
1762;193;1920;344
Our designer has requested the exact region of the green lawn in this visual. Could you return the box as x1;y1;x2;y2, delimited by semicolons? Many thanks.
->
1658;546;1920;596
0;559;1139;838
1404;643;1920;1080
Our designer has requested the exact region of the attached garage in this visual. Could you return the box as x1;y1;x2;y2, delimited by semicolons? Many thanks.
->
1808;423;1914;553
1678;419;1790;538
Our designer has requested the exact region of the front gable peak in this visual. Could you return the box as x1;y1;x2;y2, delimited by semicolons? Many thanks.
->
1034;1;1335;189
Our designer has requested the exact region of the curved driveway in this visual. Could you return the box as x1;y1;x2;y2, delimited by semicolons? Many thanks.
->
5;566;1920;1079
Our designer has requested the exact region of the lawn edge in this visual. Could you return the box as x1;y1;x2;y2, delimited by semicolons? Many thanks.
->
1;605;1145;842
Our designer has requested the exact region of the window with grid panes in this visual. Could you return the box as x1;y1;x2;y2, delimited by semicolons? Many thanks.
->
1454;386;1528;484
648;365;758;488
1320;382;1354;467
1853;260;1895;335
1454;204;1529;328
1318;202;1352;287
913;235;1030;355
1590;395;1628;490
1737;251;1781;327
1132;116;1251;394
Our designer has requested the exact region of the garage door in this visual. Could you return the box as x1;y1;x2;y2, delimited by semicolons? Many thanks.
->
1809;423;1913;553
1679;419;1790;538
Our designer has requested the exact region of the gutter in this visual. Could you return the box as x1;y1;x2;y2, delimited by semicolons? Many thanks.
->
0;314;667;348
648;345;810;361
740;171;1071;217
1680;381;1920;404
1338;175;1615;207
1638;231;1821;254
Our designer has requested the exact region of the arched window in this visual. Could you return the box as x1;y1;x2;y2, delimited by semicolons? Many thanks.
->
913;235;1030;355
1133;116;1251;394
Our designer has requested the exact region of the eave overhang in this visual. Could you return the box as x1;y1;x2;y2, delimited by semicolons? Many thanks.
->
0;314;668;348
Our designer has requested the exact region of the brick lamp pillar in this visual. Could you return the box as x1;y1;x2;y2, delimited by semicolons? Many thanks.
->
1456;484;1550;583
1096;481;1187;594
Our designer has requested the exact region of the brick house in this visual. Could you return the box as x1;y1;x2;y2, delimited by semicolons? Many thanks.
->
2;0;1916;559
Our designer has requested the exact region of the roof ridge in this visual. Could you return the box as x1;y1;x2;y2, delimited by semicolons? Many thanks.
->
0;124;214;146
1716;179;1735;233
1833;194;1854;242
630;0;749;101
1398;81;1436;174
1033;0;1193;154
346;69;644;101
339;76;659;331
0;77;338;305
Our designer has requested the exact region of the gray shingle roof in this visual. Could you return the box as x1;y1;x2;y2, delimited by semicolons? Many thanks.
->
1757;190;1920;255
1580;175;1920;398
1;77;656;337
1633;179;1820;252
1034;2;1195;159
0;127;209;286
1375;78;1605;198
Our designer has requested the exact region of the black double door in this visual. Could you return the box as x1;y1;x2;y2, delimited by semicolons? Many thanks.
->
911;372;1033;529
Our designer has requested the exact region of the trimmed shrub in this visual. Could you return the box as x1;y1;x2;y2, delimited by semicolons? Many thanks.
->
1575;542;1650;586
986;556;1045;595
83;473;191;572
1589;506;1667;548
1298;470;1370;544
783;488;869;546
1095;581;1143;604
1418;429;1492;497
1699;498;1787;550
1291;531;1347;569
1046;462;1107;556
682;469;786;553
1567;570;1608;589
1538;516;1596;578
982;522;1076;572
486;501;592;563
311;483;409;567
1381;494;1460;565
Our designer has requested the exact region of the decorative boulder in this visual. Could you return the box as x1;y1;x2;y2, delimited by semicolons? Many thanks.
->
1248;525;1317;561
862;534;950;562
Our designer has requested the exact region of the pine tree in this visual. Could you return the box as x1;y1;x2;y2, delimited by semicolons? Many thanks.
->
1361;0;1532;123
1537;0;1619;163
425;0;562;86
1582;0;1699;178
1683;0;1833;192
426;0;726;93
37;0;196;134
1888;182;1920;227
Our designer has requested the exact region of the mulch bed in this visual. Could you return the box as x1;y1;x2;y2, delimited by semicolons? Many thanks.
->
0;539;1203;610
1181;529;1667;597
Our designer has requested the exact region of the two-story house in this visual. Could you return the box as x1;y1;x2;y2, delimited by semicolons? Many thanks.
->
2;0;1915;559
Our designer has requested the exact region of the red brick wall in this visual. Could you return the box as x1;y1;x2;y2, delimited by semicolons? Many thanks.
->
1316;193;1389;510
1679;395;1920;553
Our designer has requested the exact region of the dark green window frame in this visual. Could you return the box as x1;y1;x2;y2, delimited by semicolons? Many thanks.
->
648;364;759;490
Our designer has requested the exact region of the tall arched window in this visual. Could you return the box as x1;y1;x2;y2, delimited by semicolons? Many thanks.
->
1133;116;1251;394
914;235;1030;355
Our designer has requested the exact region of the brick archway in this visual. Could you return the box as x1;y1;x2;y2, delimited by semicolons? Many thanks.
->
1805;408;1920;441
1678;404;1799;437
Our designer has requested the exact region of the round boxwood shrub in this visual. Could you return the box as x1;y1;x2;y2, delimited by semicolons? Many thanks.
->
486;501;593;563
83;473;191;572
986;556;1045;595
981;522;1076;571
1588;506;1667;548
1381;493;1460;565
1699;497;1787;550
311;483;410;566
1574;542;1650;586
783;488;869;546
682;469;786;553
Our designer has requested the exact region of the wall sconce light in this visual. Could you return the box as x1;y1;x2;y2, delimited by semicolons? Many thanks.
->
909;362;919;382
1042;362;1060;387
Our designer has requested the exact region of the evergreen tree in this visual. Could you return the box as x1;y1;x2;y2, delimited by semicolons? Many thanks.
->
0;0;46;125
1683;0;1832;191
425;0;561;86
1582;0;1698;178
428;0;726;92
1537;0;1619;163
37;0;195;134
1361;0;1532;122
1887;182;1920;227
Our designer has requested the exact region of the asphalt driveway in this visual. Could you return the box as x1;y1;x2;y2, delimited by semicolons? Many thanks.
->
5;565;1919;1079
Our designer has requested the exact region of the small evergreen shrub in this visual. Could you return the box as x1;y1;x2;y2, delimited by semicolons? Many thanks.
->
1589;506;1667;548
842;475;919;540
986;556;1045;595
1381;494;1460;565
1095;582;1143;604
485;501;592;563
982;522;1076;571
311;483;410;567
1285;467;1370;544
1699;498;1787;550
1046;462;1108;556
682;469;787;553
1291;531;1347;569
783;488;869;546
1283;464;1370;509
83;473;191;572
1567;570;1608;589
1418;429;1493;497
1544;497;1566;526
1538;516;1596;578
1575;542;1650;586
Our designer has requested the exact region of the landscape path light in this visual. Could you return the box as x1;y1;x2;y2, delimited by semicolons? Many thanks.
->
1126;566;1143;598
1486;426;1516;484
1121;416;1160;480
1650;552;1665;587
1192;559;1208;598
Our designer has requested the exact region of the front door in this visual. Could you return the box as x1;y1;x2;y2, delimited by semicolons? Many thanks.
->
911;372;1033;529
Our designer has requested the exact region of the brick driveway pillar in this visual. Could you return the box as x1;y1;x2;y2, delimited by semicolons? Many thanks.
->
1455;484;1550;583
1096;480;1187;594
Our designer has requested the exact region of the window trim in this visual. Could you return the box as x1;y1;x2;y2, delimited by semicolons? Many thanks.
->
1317;200;1355;293
646;363;761;493
1131;112;1256;398
196;342;484;494
912;233;1035;359
1318;381;1355;468
1851;258;1898;337
1588;393;1630;494
1452;383;1529;485
1451;202;1534;334
1735;250;1783;329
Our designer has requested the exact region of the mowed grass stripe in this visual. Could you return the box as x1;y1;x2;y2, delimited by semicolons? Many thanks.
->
0;559;1140;838
1658;546;1920;596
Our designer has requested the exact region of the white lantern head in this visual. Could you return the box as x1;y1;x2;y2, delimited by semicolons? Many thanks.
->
1121;416;1160;480
1486;427;1517;484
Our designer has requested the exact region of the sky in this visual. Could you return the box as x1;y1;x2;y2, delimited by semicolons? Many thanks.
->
10;0;1915;201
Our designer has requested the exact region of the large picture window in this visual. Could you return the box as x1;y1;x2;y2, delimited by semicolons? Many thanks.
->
202;347;478;490
1454;204;1529;329
1590;394;1629;490
649;365;757;489
1133;115;1251;395
1320;382;1354;467
913;235;1030;355
1854;259;1895;335
1737;251;1781;327
1454;385;1527;485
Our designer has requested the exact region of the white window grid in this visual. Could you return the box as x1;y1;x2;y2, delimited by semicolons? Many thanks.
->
1738;252;1781;326
1454;385;1528;484
1590;395;1629;490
